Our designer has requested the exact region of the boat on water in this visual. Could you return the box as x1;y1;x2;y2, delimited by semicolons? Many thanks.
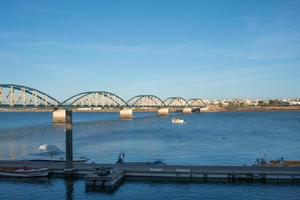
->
26;144;89;163
254;157;300;167
270;160;300;167
0;167;49;178
172;118;186;124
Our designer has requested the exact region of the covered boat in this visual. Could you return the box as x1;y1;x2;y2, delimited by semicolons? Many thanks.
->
0;167;49;178
26;144;89;163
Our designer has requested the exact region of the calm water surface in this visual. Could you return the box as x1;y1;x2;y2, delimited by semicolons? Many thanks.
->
0;111;300;199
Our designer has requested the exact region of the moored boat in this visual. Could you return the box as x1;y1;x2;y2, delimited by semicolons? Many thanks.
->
26;144;89;163
0;167;49;178
254;156;300;167
172;118;186;124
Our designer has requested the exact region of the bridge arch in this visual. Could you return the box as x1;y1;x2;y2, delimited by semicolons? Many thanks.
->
61;91;127;108
127;95;165;107
164;97;189;107
0;84;60;107
188;98;206;107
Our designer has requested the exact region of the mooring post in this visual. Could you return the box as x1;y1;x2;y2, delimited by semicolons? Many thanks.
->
63;109;73;176
66;122;73;170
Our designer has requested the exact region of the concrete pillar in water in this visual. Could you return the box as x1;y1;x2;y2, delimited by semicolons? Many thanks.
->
200;107;208;112
158;108;169;116
182;107;192;114
52;109;72;123
192;108;201;113
120;108;133;119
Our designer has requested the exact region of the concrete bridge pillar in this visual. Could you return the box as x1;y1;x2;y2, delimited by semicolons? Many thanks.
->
182;107;192;114
158;108;169;116
200;107;208;112
192;108;201;113
120;108;133;119
52;109;72;123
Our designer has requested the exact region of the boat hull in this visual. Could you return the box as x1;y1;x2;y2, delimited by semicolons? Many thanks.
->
0;168;49;178
27;159;88;163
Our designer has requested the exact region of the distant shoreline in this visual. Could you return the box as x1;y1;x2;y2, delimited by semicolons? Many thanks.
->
201;105;300;113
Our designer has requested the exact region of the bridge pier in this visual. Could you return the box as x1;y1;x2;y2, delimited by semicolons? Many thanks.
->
182;107;192;114
192;108;201;113
200;107;208;112
52;109;72;123
120;108;133;119
158;108;169;116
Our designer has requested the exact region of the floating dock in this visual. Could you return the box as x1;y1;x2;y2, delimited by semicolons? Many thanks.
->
85;167;125;190
1;160;300;190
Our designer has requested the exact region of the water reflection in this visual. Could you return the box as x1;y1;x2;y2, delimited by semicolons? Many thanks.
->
52;123;70;129
65;178;74;200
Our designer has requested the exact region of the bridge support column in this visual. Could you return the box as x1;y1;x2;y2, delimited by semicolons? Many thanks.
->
158;108;169;116
200;107;208;112
192;108;201;113
52;109;72;123
182;107;192;114
120;108;133;119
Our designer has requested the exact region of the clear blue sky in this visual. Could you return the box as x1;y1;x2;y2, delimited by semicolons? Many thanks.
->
1;0;299;101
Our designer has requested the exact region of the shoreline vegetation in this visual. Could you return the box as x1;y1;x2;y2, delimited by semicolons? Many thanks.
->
1;105;300;113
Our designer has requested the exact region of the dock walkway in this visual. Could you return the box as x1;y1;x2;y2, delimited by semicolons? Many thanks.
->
1;160;300;182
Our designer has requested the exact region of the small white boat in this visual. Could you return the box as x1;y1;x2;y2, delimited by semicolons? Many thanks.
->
172;118;186;124
0;167;49;178
26;144;89;163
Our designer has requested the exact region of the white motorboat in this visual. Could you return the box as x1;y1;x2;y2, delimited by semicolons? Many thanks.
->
172;118;186;124
0;167;49;178
26;144;89;163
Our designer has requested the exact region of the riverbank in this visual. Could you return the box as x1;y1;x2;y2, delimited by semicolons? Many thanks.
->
201;105;300;113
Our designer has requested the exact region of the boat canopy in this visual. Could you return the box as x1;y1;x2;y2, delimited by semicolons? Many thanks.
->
34;144;64;155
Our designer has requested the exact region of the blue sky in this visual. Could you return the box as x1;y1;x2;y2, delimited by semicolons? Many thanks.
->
1;0;299;101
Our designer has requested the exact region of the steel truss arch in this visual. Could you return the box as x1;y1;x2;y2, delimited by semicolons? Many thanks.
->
61;91;127;108
127;95;165;108
188;98;206;107
0;84;60;107
164;97;189;107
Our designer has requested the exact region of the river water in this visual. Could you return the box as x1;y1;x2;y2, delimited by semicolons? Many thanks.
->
0;111;300;199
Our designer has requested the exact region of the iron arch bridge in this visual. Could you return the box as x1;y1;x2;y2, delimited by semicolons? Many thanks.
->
61;91;128;108
188;98;206;108
0;84;207;109
0;84;60;108
164;97;190;108
127;95;165;108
